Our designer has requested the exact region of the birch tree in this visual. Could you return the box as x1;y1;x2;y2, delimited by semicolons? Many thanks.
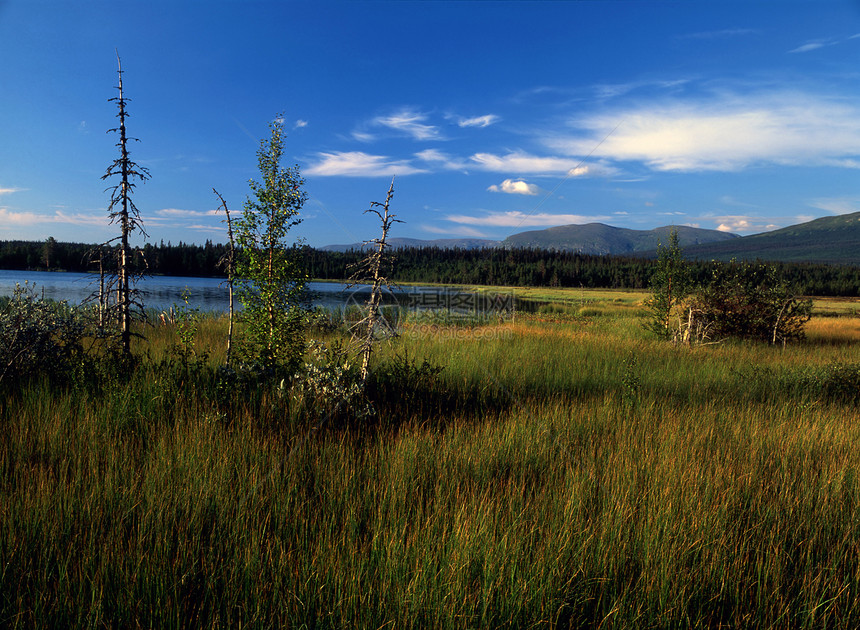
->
235;116;308;376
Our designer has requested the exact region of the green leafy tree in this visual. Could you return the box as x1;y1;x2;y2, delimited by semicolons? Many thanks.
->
235;116;308;376
645;229;691;339
693;261;813;344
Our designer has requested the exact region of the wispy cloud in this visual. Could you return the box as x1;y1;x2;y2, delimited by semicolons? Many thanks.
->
0;208;107;228
789;32;860;53
421;223;490;238
305;151;426;177
373;108;440;140
455;114;500;128
444;210;610;228
0;208;40;226
414;149;467;170
0;187;25;196
789;39;835;54
487;179;539;196
468;151;584;174
294;119;308;129
155;208;219;218
592;78;691;100
549;91;860;172
808;195;860;215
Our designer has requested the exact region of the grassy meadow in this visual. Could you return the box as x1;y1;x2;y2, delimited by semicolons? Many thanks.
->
3;288;860;628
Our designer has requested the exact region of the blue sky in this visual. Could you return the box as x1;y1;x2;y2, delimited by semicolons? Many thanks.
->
2;0;860;248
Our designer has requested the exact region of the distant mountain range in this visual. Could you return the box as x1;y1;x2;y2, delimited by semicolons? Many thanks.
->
500;223;738;253
681;212;860;264
322;212;860;265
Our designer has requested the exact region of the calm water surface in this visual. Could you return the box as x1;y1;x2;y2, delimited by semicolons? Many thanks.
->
0;270;454;312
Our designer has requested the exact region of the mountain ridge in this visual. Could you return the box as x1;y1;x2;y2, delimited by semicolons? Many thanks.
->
321;212;860;265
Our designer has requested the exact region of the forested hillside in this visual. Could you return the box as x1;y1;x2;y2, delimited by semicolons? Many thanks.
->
0;239;229;277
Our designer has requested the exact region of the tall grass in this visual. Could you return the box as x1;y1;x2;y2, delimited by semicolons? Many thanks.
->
2;306;860;627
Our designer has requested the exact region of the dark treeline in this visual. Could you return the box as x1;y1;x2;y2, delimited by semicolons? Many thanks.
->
4;239;860;296
0;239;230;278
301;246;860;297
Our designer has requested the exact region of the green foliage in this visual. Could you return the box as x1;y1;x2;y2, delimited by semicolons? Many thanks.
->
293;340;374;425
235;116;309;376
0;284;90;388
161;289;210;397
644;234;813;345
694;261;813;344
644;228;691;339
620;351;641;409
734;360;860;408
367;351;446;421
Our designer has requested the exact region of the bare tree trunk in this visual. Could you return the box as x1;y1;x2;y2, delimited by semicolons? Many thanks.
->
101;51;150;357
348;177;400;384
214;189;236;368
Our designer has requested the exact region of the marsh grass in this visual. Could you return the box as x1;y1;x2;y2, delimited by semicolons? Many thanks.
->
2;305;860;627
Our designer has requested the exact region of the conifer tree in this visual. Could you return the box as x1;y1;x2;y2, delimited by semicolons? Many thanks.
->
101;52;150;355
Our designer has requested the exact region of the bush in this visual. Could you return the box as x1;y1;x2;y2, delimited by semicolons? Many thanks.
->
292;340;373;426
692;262;812;344
0;284;90;387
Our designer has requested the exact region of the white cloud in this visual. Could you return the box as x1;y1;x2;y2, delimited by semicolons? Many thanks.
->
373;109;440;140
414;149;466;170
186;224;226;233
788;36;849;54
444;211;610;228
549;91;860;172
420;223;490;238
468;151;584;174
593;78;691;100
809;196;860;215
294;119;308;129
789;42;828;53
456;114;500;128
0;208;40;226
0;208;108;229
351;131;375;142
155;208;219;218
0;187;25;196
305;151;426;177
487;179;540;196
711;215;780;233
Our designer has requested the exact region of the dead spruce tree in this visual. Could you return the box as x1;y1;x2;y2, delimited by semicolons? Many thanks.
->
348;177;401;383
101;52;150;355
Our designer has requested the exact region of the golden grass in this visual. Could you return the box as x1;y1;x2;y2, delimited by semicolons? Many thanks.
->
4;295;860;627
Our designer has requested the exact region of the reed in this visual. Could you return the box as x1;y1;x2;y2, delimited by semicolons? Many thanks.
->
2;305;860;627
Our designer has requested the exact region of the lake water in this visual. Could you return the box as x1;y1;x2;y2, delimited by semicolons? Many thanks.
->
0;270;515;314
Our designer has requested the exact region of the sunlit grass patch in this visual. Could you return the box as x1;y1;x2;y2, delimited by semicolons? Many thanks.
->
4;290;860;627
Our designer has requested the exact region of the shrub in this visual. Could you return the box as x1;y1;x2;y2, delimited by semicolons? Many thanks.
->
0;284;90;387
692;261;812;344
293;340;374;426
